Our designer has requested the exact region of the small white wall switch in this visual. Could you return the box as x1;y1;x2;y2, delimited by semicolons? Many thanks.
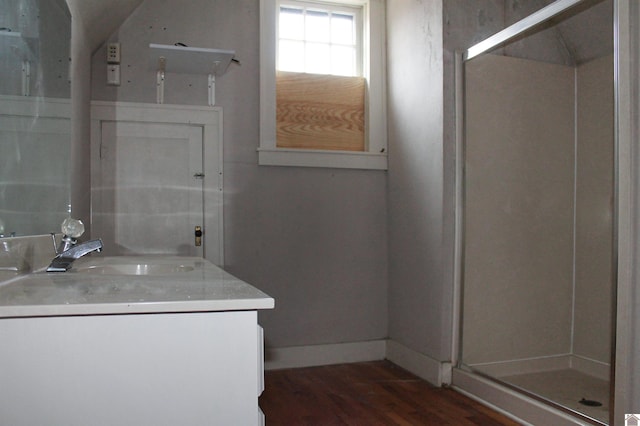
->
107;64;121;86
107;42;121;64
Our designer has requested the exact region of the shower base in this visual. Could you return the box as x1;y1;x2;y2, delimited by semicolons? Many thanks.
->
501;369;609;424
452;367;610;425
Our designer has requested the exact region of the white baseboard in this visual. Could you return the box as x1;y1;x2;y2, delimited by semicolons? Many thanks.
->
264;338;609;382
264;339;449;386
264;340;386;370
384;339;449;386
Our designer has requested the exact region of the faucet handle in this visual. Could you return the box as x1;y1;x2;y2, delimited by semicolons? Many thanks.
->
61;218;85;238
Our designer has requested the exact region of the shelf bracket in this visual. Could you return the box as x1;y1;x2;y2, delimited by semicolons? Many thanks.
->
208;61;221;106
149;45;236;106
156;57;166;104
208;74;215;106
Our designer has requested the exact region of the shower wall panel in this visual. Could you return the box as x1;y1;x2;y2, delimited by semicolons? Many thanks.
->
463;54;575;365
574;54;614;365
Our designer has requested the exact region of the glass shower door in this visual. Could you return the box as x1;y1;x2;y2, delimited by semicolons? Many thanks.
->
458;1;615;424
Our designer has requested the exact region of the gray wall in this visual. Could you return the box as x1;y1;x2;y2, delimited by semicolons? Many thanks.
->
386;0;451;361
89;0;389;349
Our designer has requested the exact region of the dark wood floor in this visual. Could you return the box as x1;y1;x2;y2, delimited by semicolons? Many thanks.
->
260;361;520;425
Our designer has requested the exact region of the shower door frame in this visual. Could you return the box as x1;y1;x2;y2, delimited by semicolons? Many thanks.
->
451;0;634;424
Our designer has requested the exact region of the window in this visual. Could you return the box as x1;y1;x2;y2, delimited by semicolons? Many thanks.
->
259;0;387;170
277;3;361;76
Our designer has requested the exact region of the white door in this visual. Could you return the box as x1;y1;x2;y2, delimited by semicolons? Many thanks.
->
98;121;204;256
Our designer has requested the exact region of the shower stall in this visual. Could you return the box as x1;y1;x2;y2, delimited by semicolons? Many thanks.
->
453;0;616;424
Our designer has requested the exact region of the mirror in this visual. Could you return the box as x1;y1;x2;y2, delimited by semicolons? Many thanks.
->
0;0;71;237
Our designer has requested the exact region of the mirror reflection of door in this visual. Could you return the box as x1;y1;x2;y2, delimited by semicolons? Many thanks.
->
0;0;71;236
0;111;70;235
98;121;204;257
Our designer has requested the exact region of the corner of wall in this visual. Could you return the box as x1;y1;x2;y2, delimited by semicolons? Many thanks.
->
385;339;450;386
386;0;450;368
67;4;93;235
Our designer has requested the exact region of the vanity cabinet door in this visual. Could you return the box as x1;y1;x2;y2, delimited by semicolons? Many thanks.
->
0;311;262;425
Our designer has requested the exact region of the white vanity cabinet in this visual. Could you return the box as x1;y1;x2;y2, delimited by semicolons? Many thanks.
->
0;256;274;426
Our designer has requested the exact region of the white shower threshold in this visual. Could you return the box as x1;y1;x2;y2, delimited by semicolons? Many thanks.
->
452;368;608;426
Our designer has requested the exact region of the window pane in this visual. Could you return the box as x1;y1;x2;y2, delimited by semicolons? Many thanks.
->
331;45;356;76
305;10;330;43
331;13;354;45
279;7;304;40
305;42;330;74
279;40;305;72
277;2;361;77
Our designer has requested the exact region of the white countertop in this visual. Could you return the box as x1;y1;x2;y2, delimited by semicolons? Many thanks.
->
0;256;274;318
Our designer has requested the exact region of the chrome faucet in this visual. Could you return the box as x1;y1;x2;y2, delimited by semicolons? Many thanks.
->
46;238;103;272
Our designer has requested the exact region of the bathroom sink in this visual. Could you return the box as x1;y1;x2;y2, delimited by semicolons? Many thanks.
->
73;263;194;276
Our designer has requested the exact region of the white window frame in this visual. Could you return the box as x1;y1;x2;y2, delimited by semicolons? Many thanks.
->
259;0;387;170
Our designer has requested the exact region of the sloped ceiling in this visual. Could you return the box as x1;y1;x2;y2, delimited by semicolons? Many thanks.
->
67;0;145;52
504;0;613;65
554;0;613;64
67;0;612;64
